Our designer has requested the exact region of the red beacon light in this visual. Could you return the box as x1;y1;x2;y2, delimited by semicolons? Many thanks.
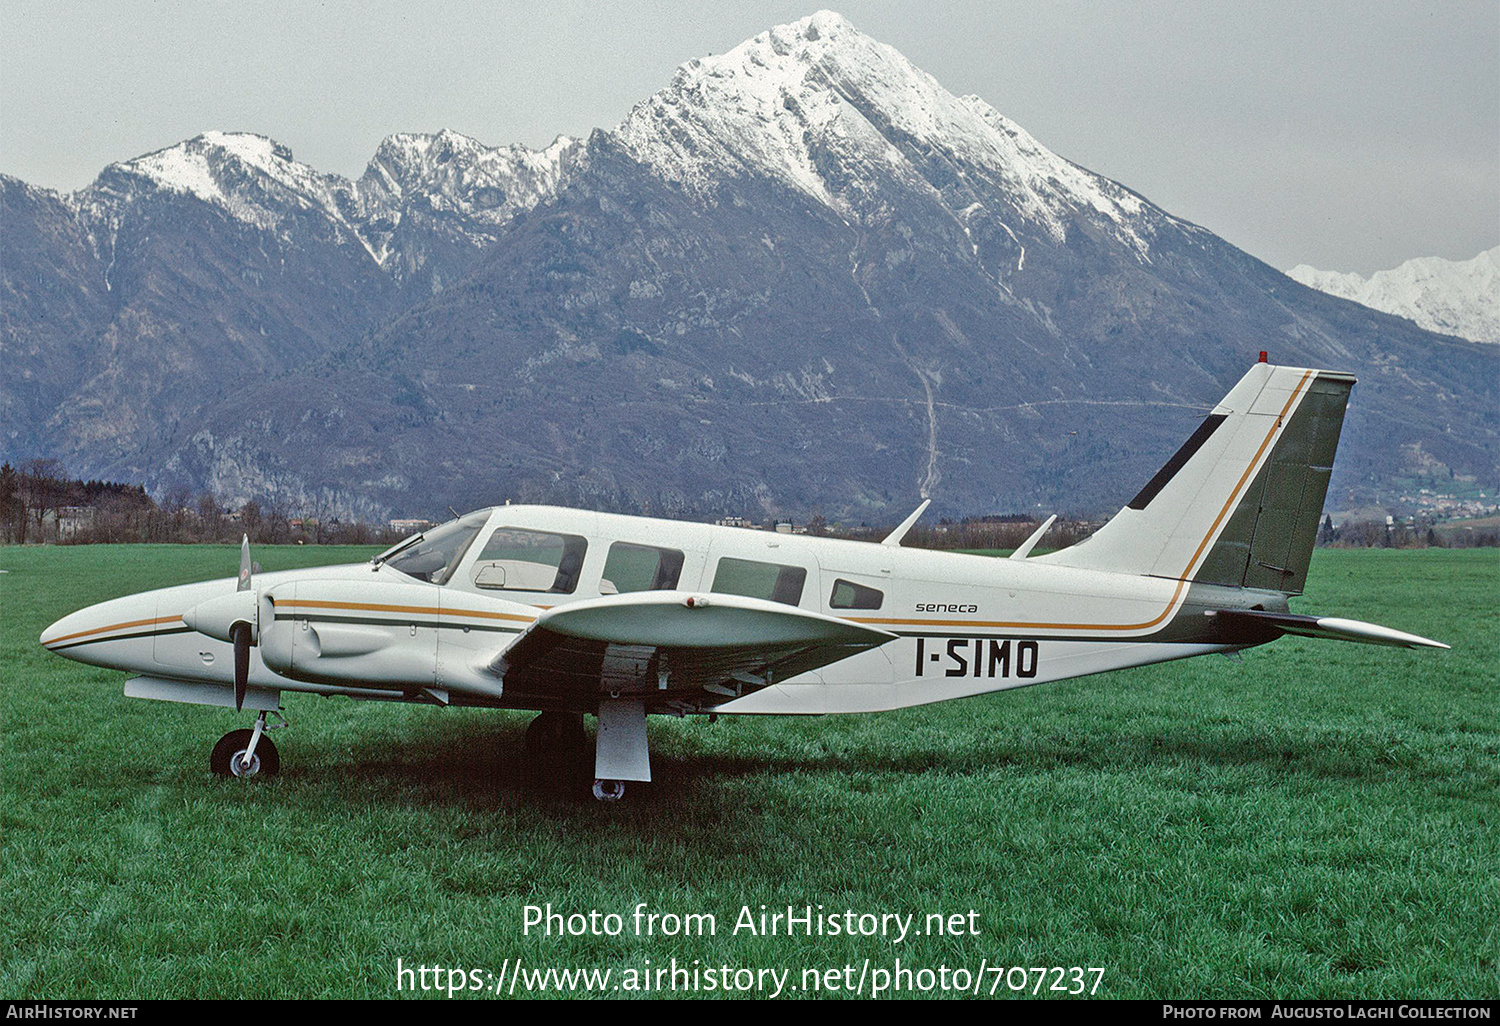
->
1258;351;1269;363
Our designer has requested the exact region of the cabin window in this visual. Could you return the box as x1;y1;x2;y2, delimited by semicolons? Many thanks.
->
830;578;883;610
600;542;685;595
470;529;588;593
711;557;806;606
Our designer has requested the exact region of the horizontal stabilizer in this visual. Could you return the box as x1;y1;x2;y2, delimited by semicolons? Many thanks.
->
1210;609;1449;650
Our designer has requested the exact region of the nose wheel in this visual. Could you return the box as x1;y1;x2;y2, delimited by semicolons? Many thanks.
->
210;710;287;778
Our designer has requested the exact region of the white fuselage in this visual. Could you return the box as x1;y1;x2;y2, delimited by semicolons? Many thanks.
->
41;504;1244;715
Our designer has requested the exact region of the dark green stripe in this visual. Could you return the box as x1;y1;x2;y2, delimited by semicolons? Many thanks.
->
891;630;1197;643
273;613;521;635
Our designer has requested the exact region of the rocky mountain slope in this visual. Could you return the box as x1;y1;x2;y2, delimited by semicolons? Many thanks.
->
1288;247;1499;345
4;11;1495;520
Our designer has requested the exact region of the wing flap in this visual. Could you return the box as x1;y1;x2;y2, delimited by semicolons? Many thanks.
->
1211;609;1449;650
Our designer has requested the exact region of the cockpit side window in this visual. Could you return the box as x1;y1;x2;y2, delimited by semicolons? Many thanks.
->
600;542;685;594
382;511;487;585
471;529;588;594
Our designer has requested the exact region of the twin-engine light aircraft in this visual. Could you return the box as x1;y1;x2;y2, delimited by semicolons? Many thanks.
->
41;362;1446;800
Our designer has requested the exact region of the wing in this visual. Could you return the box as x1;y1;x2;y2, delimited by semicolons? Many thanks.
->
490;591;897;710
1209;609;1449;650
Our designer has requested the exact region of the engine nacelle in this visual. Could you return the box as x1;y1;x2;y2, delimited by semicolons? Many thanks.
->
258;578;525;701
258;579;434;690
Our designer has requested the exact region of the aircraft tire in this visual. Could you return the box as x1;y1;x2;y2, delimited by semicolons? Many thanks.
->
210;729;281;778
592;779;626;802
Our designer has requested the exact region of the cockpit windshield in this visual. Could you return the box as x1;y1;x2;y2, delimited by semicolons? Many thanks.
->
379;510;488;585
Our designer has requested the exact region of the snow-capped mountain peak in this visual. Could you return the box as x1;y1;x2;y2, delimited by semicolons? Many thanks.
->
358;129;576;224
1288;247;1499;344
72;11;1172;277
101;130;355;231
614;11;864;205
612;10;1159;253
77;126;578;281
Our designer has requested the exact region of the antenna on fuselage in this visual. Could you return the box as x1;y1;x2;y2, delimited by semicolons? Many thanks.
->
881;499;931;547
1008;514;1057;560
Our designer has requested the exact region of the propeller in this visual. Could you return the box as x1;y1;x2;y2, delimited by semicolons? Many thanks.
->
233;535;252;711
237;533;253;592
231;622;251;712
179;534;261;712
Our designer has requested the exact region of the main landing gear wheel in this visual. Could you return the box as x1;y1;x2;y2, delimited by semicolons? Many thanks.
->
592;779;626;802
210;728;280;778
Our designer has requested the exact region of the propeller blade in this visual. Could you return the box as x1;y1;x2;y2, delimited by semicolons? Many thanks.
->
237;534;252;592
232;622;250;712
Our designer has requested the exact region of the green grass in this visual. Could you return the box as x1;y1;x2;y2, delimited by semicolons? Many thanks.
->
1;545;1495;999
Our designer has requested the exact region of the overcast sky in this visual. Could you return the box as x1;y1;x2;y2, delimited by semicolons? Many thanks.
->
2;0;1494;274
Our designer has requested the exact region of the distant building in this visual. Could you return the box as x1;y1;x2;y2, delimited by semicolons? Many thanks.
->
388;518;434;533
49;506;95;540
714;515;754;528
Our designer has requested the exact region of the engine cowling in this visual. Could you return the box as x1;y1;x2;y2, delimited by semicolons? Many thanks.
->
257;579;436;690
254;578;528;701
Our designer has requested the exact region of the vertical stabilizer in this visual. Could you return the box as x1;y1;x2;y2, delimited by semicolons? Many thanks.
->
1037;363;1354;595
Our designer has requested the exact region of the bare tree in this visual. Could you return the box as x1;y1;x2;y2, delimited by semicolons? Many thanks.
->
0;463;21;543
240;500;263;543
20;458;64;541
195;492;223;543
265;500;291;544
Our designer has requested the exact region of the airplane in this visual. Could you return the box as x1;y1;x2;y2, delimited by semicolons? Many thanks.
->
40;359;1448;801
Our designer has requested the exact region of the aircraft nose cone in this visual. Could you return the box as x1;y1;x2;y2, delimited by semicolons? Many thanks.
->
39;594;167;662
40;606;98;650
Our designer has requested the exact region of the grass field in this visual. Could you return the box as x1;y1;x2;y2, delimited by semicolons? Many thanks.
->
1;544;1495;999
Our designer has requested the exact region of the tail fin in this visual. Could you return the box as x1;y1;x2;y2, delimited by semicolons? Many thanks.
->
1039;363;1354;594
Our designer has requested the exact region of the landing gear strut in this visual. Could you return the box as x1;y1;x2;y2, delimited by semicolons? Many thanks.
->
592;698;650;803
523;705;650;802
210;710;287;778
